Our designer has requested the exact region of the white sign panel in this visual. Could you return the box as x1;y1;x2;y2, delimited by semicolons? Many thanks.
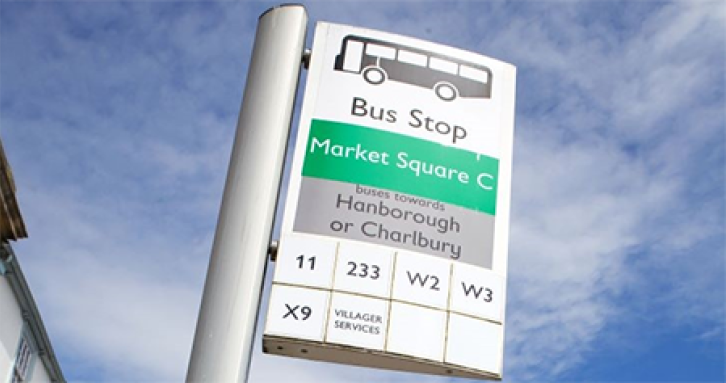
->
264;21;516;380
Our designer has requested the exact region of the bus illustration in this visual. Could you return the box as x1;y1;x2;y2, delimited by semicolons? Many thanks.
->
334;35;493;102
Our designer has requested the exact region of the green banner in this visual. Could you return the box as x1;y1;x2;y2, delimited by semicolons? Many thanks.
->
301;119;499;215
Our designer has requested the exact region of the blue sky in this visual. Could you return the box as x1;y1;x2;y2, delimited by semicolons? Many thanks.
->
1;1;724;382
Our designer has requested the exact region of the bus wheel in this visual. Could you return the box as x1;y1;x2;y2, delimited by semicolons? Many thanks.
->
434;82;458;101
362;66;386;85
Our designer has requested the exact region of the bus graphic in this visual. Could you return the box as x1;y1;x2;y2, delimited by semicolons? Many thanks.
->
334;35;493;102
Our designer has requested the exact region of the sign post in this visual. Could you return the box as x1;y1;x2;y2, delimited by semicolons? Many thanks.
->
186;5;307;382
263;22;516;380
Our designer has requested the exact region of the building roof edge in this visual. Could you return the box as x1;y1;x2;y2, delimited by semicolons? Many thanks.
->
0;138;27;241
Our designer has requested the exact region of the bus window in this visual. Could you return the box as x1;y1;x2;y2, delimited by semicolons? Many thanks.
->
460;66;489;83
342;40;365;72
429;57;458;75
398;50;427;67
366;43;396;60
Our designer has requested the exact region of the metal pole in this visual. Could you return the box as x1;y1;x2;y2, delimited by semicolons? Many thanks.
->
186;5;307;382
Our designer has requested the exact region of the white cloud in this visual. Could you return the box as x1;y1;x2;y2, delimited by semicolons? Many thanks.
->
498;2;723;380
12;183;206;381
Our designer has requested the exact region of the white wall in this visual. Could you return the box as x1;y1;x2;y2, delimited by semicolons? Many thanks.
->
1;272;55;383
0;273;24;382
29;358;51;383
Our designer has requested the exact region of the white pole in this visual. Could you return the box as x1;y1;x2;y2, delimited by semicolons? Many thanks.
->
186;5;307;382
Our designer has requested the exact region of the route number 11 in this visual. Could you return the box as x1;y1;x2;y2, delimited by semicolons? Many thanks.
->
296;255;316;270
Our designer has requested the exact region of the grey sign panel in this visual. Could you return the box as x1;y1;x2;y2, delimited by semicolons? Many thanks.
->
293;178;495;268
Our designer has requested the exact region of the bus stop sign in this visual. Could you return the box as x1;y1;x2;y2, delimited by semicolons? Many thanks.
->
263;22;517;380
